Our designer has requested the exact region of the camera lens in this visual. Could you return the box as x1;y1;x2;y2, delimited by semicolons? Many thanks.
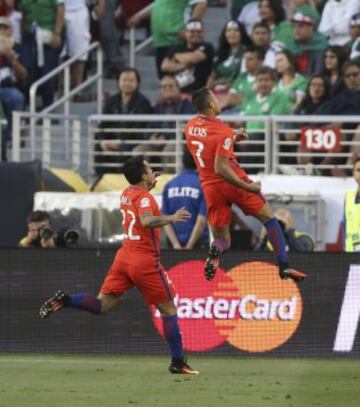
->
39;227;54;240
63;229;79;247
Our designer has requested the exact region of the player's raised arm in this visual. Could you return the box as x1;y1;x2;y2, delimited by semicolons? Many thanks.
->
214;155;261;193
140;207;191;228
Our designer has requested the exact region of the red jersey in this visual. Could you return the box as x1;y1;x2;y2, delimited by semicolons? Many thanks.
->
120;185;160;258
185;115;246;187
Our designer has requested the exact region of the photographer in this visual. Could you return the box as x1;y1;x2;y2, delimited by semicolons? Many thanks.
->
19;210;80;248
19;211;56;248
255;208;315;252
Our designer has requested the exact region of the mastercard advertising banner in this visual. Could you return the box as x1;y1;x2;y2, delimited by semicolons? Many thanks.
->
2;249;360;356
152;260;303;353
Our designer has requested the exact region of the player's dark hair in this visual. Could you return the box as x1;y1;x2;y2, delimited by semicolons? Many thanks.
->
122;155;147;185
183;147;196;170
192;87;212;113
252;21;271;33
244;45;265;61
27;210;51;225
118;67;141;85
256;66;277;81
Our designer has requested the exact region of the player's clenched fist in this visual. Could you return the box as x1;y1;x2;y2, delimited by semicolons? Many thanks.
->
234;128;249;142
172;207;192;223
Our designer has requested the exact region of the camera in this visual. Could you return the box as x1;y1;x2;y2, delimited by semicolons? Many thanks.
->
56;228;80;248
39;227;54;240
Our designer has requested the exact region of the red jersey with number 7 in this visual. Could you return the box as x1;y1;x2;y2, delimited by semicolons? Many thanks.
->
185;115;247;187
120;185;160;258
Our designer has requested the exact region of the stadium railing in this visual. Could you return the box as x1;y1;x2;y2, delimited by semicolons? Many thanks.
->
272;115;360;176
10;113;358;178
87;114;271;175
12;112;82;170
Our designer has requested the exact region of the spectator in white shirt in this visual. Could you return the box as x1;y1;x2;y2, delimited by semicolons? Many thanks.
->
318;0;360;46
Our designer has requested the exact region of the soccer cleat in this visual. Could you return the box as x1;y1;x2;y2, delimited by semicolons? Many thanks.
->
169;358;199;375
279;268;307;282
204;245;221;281
39;290;69;318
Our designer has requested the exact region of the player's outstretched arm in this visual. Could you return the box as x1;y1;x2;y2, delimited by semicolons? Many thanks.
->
140;207;191;229
214;155;261;193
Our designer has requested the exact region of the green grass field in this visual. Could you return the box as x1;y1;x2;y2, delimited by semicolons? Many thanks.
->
1;355;360;407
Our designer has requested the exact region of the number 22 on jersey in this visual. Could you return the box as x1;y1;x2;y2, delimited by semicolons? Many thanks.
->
120;209;141;240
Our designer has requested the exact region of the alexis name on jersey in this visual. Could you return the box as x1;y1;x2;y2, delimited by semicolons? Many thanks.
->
188;126;208;137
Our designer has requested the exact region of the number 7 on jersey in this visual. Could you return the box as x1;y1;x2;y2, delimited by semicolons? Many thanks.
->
191;140;205;168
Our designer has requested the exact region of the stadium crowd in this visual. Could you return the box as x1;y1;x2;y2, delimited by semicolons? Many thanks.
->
0;0;359;171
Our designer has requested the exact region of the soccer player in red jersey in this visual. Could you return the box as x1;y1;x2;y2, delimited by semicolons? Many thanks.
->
185;88;306;282
39;156;199;375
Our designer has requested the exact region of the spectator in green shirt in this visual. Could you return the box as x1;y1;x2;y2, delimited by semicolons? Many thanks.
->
32;0;65;108
258;0;293;45
150;0;207;78
207;20;250;94
222;45;264;112
275;49;308;111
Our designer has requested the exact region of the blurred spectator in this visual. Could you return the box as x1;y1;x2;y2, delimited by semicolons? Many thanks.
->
116;0;152;33
151;0;207;78
317;60;360;115
63;1;90;92
231;0;254;20
207;21;249;93
258;0;293;44
286;5;328;76
250;21;283;68
19;211;56;248
275;49;308;111
0;16;27;161
322;46;347;95
238;1;261;36
294;74;330;115
318;0;360;46
161;19;214;94
19;0;35;94
133;75;194;172
343;157;360;252
98;0;125;78
349;12;360;63
31;0;65;108
242;66;291;171
256;208;315;252
286;0;319;19
162;149;208;249
244;66;292;129
222;45;264;112
95;68;152;175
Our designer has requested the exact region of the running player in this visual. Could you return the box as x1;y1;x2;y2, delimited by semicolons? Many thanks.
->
39;156;199;375
185;88;306;282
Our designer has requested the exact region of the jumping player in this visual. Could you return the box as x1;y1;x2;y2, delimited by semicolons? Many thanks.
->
39;156;199;375
185;88;306;282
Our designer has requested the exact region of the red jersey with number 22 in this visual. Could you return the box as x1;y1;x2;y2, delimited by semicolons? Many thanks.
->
185;115;247;187
120;185;160;259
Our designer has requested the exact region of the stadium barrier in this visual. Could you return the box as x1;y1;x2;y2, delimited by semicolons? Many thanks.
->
10;113;357;178
1;249;359;357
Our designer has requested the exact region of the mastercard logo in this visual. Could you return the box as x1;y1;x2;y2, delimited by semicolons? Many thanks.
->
152;260;303;352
